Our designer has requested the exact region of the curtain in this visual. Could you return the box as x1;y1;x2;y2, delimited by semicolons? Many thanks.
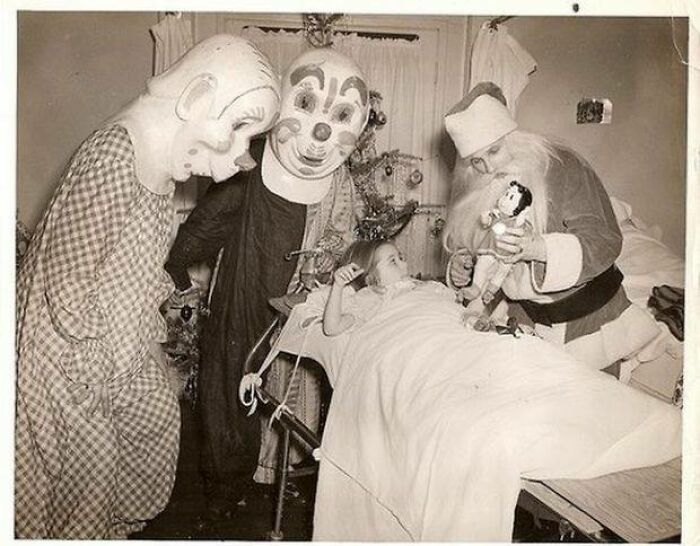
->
150;13;193;76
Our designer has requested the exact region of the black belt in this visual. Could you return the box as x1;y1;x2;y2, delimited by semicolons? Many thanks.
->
519;265;624;326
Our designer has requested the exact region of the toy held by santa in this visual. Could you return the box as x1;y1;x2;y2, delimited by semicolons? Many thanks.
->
460;179;533;306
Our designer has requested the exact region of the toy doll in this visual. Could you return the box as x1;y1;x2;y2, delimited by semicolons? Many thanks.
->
461;180;533;307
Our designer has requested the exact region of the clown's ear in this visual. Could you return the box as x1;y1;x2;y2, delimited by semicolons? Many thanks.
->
176;73;218;121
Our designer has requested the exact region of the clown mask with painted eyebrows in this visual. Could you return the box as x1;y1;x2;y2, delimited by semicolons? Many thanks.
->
149;34;281;183
270;48;369;180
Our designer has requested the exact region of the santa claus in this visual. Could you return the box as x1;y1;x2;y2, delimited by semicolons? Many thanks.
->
443;82;660;369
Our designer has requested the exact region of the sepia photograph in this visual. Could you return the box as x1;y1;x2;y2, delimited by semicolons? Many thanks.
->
5;1;698;543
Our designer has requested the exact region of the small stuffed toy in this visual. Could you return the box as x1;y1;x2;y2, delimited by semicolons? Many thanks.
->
461;180;533;323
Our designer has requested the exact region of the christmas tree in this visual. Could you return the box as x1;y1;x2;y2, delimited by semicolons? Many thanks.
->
347;90;421;240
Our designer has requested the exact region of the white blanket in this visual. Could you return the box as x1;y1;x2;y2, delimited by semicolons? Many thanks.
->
273;282;681;541
614;207;685;382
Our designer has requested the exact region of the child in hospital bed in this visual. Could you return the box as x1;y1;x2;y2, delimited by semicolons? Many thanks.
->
323;239;450;336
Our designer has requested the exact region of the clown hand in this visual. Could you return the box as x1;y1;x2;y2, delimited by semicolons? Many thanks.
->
485;226;546;264
170;281;202;307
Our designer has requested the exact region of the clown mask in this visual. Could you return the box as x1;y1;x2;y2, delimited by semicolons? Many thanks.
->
263;48;369;203
150;35;281;183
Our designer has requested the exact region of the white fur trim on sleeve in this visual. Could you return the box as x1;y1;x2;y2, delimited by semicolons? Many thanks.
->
532;233;583;293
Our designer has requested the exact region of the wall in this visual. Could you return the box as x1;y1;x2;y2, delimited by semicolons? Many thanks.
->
467;16;688;257
16;14;689;260
17;11;157;231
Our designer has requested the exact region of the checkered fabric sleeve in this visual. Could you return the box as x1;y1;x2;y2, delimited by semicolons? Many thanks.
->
43;130;134;342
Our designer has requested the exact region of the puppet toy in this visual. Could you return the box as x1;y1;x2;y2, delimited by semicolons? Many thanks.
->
15;34;280;539
164;46;369;517
461;180;532;303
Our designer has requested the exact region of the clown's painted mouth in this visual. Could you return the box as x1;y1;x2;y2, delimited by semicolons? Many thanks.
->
298;154;325;167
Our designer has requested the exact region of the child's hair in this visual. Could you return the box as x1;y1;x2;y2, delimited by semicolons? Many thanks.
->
508;180;533;216
338;239;391;290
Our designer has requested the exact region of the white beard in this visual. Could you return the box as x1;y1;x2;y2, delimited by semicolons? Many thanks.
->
443;131;553;253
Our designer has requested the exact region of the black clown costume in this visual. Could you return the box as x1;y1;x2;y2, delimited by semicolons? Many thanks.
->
165;48;369;507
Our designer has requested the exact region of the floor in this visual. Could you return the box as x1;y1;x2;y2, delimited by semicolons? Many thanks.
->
132;400;316;541
132;400;590;542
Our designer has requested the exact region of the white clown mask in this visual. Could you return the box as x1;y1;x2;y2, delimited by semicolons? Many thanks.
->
263;48;369;204
148;34;281;183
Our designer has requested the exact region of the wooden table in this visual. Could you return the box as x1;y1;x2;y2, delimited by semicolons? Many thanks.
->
521;457;681;542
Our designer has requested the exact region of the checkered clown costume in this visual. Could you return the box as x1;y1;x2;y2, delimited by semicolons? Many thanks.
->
15;125;180;538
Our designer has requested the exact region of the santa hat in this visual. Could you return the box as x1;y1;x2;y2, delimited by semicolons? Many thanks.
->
444;82;517;159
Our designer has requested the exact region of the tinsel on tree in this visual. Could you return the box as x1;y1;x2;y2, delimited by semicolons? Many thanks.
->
348;90;422;241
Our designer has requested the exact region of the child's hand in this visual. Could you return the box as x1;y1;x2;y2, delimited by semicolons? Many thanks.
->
333;263;364;286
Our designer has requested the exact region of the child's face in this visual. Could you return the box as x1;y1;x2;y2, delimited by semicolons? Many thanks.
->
373;243;409;286
497;185;522;217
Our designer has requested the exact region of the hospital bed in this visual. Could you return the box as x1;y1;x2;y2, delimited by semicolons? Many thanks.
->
240;199;683;542
247;295;680;542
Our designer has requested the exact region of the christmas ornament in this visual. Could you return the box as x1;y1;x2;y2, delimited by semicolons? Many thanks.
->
161;291;207;406
375;111;387;126
409;169;423;186
180;305;193;322
385;164;394;176
430;216;446;238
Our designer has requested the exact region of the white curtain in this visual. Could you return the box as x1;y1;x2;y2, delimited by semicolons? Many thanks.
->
150;13;193;76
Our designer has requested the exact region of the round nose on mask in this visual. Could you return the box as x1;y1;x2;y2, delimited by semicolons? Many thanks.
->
234;150;257;171
312;122;332;142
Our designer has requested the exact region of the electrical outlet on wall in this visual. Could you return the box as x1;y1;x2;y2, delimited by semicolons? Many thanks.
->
576;97;613;124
